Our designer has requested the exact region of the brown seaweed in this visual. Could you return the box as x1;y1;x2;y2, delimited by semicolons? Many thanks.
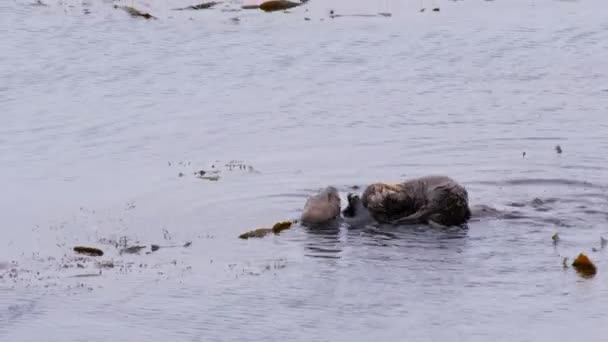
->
239;221;293;239
114;5;157;20
259;0;305;12
73;246;104;257
173;2;221;11
572;253;597;278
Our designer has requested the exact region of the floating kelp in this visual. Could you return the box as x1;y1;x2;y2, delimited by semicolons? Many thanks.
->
259;0;307;12
331;13;392;18
197;173;220;181
239;228;273;239
572;253;597;278
555;145;563;154
272;221;292;234
114;5;157;20
30;0;48;6
96;260;115;269
239;221;293;239
73;246;104;257
173;1;221;11
149;242;192;251
119;245;147;255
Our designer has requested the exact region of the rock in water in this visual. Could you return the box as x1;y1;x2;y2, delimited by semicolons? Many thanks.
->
300;186;341;225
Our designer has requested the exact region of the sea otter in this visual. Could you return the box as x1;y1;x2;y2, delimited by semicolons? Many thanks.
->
343;175;472;227
300;186;342;225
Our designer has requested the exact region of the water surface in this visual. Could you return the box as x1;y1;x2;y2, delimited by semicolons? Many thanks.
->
2;0;608;340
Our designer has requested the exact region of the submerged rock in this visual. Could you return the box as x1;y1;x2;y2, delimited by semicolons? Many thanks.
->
572;253;597;278
73;246;104;257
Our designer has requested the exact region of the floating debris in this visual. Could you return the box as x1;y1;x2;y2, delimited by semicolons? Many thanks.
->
432;7;440;12
96;261;115;269
69;272;102;278
329;10;392;19
555;145;562;154
562;257;569;269
114;5;157;20
572;253;597;278
197;174;220;181
552;232;559;244
73;246;104;257
148;242;192;251
119;245;147;255
30;0;48;6
173;1;221;10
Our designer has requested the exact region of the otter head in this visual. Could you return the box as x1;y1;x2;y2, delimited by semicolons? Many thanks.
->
360;183;419;223
300;186;341;226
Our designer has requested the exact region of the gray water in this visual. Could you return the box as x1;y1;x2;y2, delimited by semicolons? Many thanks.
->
2;0;608;340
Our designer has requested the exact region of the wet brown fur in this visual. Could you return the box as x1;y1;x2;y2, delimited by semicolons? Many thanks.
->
300;186;341;225
360;176;471;226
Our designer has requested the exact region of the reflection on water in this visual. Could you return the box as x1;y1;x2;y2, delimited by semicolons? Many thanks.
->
3;0;608;340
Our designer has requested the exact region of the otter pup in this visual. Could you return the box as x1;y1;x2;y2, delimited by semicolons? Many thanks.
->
300;186;341;225
344;176;471;227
